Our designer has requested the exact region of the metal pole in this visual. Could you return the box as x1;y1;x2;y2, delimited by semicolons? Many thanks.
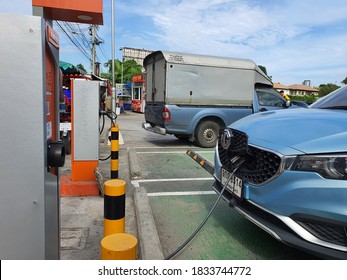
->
91;25;96;75
111;0;116;113
121;59;123;84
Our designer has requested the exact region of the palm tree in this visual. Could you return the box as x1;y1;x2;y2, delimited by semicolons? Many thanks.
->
103;59;142;85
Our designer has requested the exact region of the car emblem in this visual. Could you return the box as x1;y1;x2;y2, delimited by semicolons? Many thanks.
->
221;129;232;150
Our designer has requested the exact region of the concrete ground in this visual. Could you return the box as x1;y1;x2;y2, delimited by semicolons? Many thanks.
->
59;111;318;261
60;111;163;260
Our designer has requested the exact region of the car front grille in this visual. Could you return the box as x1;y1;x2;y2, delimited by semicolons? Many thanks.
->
295;218;347;247
218;128;282;185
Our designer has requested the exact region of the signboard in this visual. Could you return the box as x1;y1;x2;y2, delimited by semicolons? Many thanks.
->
132;74;144;83
116;83;123;95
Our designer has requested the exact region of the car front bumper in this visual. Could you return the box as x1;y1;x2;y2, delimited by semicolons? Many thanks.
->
212;179;347;259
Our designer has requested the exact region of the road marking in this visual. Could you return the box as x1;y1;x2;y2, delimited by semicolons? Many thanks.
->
136;151;215;154
148;191;216;197
131;177;214;188
107;131;124;145
132;146;197;149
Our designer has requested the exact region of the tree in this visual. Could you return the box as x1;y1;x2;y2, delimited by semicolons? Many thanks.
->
122;60;143;82
103;59;143;85
287;94;317;104
318;83;340;97
341;76;347;84
258;65;272;80
258;65;267;75
76;63;87;73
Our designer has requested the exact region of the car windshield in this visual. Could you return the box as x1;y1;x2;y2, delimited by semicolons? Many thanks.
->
310;85;347;110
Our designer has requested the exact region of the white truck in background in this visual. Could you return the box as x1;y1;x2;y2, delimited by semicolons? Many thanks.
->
142;51;293;147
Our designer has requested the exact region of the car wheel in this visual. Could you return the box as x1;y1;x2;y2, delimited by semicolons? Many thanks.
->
195;120;220;148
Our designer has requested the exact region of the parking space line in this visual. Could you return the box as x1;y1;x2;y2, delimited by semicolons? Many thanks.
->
131;177;214;188
148;191;216;197
132;146;193;149
137;151;189;154
136;151;215;154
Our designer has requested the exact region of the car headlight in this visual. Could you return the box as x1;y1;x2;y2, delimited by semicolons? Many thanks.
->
290;155;347;180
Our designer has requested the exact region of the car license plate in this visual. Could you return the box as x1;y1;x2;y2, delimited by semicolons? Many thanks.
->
221;168;243;199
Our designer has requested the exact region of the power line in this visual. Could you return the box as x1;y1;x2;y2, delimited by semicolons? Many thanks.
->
55;21;91;62
55;21;106;74
98;44;108;61
65;22;90;50
62;22;88;51
62;22;91;60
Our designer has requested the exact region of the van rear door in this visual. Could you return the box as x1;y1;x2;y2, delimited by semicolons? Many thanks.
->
144;52;167;126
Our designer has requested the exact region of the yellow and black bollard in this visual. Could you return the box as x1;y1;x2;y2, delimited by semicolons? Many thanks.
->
101;233;138;260
111;124;119;179
104;179;126;236
101;179;138;260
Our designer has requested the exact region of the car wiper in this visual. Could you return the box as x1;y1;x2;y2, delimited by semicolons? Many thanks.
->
319;106;347;110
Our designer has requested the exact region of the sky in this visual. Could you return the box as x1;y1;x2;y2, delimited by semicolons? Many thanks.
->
1;0;347;87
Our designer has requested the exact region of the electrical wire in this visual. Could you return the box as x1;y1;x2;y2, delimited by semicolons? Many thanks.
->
164;158;246;260
64;22;91;59
55;21;91;62
99;113;105;135
98;43;109;61
76;23;91;48
99;154;111;161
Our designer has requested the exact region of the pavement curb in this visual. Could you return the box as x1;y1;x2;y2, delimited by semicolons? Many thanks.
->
133;187;164;260
128;147;142;179
127;146;164;260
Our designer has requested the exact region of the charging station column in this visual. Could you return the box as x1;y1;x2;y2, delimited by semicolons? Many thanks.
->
71;79;100;181
0;14;64;259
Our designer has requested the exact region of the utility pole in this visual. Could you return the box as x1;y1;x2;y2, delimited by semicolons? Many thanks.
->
90;25;96;74
90;25;103;75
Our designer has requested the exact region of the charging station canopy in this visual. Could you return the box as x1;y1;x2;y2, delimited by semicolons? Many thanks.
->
32;0;103;25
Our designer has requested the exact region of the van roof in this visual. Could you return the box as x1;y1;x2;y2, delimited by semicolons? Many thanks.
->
144;50;256;69
143;50;271;85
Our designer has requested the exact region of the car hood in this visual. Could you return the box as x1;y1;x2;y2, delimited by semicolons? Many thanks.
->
230;108;347;154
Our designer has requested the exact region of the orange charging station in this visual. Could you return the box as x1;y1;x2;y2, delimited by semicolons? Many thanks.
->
0;0;103;259
61;78;101;196
32;0;104;197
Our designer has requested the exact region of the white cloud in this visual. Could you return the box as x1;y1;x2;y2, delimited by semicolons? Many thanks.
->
119;0;347;85
1;0;347;85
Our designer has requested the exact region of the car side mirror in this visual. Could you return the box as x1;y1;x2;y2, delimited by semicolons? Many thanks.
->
285;100;292;108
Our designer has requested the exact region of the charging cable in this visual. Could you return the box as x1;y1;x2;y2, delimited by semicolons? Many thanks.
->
99;110;118;161
164;158;245;260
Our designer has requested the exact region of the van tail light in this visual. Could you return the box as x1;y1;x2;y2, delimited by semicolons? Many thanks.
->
163;106;171;122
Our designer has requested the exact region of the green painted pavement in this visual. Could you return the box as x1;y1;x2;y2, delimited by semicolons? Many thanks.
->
149;194;317;260
136;149;215;179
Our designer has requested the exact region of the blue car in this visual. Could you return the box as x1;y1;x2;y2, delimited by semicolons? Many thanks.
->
213;86;347;259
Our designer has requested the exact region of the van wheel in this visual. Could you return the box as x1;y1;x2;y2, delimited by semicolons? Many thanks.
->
195;120;220;148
